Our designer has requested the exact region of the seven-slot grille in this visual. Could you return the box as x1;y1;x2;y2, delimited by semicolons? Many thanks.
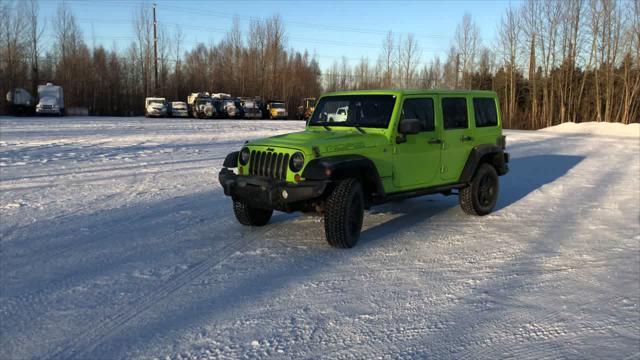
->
248;150;289;180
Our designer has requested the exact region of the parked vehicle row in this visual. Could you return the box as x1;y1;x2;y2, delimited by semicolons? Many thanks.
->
145;93;317;120
5;83;65;116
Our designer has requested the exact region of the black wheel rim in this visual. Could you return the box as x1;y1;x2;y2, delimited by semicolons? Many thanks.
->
478;174;496;207
348;194;363;237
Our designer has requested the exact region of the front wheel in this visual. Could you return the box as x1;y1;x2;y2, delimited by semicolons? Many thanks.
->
459;163;499;216
324;178;364;248
233;200;273;226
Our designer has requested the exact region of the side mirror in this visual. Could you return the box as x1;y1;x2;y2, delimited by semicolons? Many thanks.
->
397;118;421;144
399;118;421;135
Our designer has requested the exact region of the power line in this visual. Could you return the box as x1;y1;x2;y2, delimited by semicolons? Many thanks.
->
72;1;444;40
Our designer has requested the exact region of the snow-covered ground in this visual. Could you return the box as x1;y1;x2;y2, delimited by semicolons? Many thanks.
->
1;117;638;359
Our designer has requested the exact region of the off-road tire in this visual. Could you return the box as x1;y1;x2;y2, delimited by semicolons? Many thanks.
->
324;178;364;248
459;163;499;216
233;200;273;226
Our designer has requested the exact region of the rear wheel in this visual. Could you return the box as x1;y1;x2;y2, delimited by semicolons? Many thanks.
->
324;178;364;248
233;200;273;226
459;163;499;216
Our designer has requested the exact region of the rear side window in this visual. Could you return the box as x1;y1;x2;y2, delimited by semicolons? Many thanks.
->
442;98;468;129
401;98;435;131
473;98;498;127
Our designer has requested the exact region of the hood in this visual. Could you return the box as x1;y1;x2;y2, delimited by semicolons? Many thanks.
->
39;97;58;106
247;129;388;155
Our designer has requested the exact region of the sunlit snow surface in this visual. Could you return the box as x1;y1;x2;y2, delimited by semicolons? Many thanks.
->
1;117;638;359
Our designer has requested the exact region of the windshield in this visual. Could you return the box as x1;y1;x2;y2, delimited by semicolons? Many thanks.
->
148;100;164;105
307;99;316;107
271;103;285;109
39;88;59;98
196;99;212;106
309;95;397;128
172;102;186;109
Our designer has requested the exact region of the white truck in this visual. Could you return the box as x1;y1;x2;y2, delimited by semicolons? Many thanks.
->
144;97;168;117
36;83;64;116
328;106;348;122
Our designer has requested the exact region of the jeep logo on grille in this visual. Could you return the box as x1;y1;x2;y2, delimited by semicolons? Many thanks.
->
266;147;275;152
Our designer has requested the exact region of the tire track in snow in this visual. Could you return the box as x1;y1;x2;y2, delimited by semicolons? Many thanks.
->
46;224;274;360
0;204;229;325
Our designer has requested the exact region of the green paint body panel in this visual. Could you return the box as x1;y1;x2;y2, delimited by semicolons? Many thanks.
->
237;89;503;195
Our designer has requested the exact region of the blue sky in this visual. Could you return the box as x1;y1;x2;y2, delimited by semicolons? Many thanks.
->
38;0;519;70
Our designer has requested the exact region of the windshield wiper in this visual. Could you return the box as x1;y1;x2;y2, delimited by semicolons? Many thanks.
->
354;126;366;134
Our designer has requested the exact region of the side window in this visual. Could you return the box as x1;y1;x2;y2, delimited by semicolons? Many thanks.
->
473;98;498;127
442;98;468;129
401;98;435;132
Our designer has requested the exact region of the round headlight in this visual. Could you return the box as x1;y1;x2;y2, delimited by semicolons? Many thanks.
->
239;147;251;165
289;152;304;172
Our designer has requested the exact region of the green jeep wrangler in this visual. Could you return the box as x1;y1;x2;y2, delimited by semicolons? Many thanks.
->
219;90;509;248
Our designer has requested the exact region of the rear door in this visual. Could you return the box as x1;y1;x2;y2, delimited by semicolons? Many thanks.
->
440;96;474;182
393;96;441;189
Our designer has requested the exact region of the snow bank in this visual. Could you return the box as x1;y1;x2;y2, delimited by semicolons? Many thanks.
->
540;121;640;138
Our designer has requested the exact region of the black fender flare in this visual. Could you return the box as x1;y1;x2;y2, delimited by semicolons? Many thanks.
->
459;144;509;183
223;151;239;168
302;155;385;197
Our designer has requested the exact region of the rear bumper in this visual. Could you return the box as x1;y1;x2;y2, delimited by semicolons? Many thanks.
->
218;168;328;210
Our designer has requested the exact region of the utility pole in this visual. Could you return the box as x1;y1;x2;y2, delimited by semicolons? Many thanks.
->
153;2;158;94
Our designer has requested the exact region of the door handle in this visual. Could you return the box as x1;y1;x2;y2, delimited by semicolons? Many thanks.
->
460;135;473;142
428;138;442;145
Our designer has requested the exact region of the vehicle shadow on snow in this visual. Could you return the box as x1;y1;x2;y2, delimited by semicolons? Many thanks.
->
358;154;584;246
496;154;584;210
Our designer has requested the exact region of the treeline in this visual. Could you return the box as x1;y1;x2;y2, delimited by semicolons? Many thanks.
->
1;0;638;127
324;0;639;128
0;1;322;116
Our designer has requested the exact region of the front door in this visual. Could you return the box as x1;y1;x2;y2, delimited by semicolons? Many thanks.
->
440;96;474;181
393;96;441;189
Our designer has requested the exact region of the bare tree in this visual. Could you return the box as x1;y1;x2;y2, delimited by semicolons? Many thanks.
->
454;13;481;88
398;33;421;88
25;0;44;95
378;31;395;88
172;25;184;99
497;4;520;127
133;3;152;96
1;1;26;92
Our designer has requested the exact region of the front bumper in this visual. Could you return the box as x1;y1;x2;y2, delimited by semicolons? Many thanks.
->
147;110;167;117
219;168;328;210
36;107;61;114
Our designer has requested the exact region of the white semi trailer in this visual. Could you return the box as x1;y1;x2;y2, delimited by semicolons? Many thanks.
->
5;88;35;115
